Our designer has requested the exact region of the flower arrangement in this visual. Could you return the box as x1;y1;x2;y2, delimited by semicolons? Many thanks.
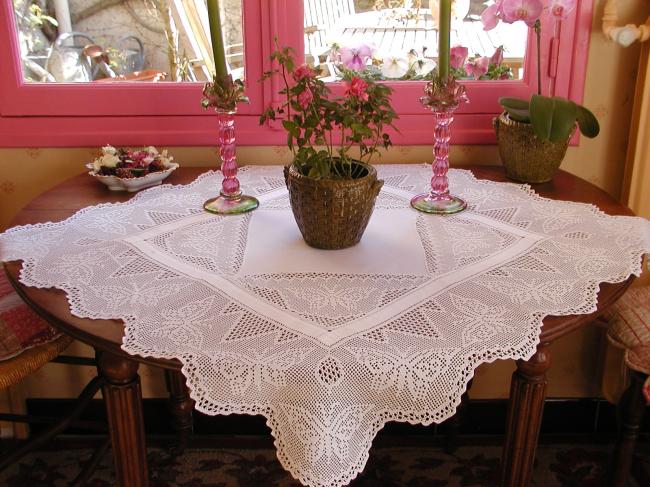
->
330;42;437;80
91;145;175;178
260;46;398;179
481;0;599;142
449;45;513;80
327;40;511;82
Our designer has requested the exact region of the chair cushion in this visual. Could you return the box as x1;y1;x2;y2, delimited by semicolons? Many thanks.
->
605;286;650;404
606;286;650;373
0;270;62;361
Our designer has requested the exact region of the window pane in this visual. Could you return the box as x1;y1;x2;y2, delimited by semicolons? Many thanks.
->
13;0;244;83
304;0;527;81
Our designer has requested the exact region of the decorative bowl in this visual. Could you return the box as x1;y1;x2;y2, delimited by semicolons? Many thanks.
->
85;163;179;192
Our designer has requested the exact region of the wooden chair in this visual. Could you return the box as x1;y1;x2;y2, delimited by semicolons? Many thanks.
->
604;285;650;487
0;270;106;485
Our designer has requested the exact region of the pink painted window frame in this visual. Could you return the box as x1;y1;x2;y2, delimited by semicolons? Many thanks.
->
0;0;593;147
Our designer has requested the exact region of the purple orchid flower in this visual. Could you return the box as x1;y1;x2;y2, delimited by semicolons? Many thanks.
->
501;0;544;27
549;0;577;19
481;4;501;31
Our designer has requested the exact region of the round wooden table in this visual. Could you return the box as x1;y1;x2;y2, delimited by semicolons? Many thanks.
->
3;166;635;487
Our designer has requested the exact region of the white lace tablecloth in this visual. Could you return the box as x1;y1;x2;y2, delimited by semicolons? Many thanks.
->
2;165;649;487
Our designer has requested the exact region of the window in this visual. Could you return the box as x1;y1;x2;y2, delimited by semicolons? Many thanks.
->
0;0;594;147
14;0;244;83
304;1;527;81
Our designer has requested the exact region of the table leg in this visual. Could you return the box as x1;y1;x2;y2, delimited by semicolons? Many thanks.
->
164;369;194;454
500;344;550;487
97;351;149;487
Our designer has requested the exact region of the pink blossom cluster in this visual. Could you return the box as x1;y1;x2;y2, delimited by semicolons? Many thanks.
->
450;46;507;80
291;63;371;109
292;64;318;109
481;0;576;30
344;76;370;101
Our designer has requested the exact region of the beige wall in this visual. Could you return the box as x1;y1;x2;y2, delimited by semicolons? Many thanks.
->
1;1;649;406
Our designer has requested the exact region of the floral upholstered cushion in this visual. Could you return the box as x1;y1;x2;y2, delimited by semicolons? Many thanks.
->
606;286;650;403
0;270;61;361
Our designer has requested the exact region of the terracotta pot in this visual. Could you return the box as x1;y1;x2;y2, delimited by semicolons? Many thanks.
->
494;112;572;184
283;161;383;250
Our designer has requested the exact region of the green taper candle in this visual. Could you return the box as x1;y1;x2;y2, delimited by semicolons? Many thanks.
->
207;0;228;78
438;0;451;80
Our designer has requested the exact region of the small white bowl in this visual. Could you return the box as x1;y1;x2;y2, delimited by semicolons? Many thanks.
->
86;163;179;192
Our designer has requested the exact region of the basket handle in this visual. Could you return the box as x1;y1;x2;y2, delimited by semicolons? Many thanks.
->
283;165;290;188
372;179;384;196
493;116;499;135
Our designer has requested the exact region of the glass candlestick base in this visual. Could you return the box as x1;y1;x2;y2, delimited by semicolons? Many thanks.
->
410;193;466;214
203;192;259;214
203;108;258;215
413;77;469;215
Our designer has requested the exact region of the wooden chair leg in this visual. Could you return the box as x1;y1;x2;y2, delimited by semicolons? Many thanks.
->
164;369;194;455
69;437;111;487
0;376;104;472
611;370;648;487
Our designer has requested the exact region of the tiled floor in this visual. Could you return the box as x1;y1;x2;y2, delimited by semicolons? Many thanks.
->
1;442;649;486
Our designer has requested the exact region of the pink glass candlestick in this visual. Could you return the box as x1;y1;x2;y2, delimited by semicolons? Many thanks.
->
204;109;259;214
412;77;468;214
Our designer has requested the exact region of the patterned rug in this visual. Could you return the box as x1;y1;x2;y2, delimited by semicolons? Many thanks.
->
1;442;649;486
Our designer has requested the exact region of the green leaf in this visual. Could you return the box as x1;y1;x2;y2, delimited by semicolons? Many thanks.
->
575;105;600;138
530;95;577;143
282;120;300;138
499;97;529;110
499;97;531;122
351;123;373;137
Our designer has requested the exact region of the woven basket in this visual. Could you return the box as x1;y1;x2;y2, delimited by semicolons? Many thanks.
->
284;161;383;250
494;112;572;184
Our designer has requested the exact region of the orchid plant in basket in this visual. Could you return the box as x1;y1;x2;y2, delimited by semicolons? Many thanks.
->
482;0;600;142
260;46;398;180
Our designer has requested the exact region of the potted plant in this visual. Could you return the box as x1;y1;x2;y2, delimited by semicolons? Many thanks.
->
483;0;600;183
260;47;398;249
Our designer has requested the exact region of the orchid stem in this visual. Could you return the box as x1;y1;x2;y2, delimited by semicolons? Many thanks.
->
535;20;542;96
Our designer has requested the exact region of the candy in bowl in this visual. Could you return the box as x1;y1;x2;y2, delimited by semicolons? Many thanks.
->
87;145;178;192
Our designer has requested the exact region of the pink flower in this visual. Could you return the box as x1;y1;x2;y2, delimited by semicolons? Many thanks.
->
129;151;150;167
298;88;313;109
481;4;501;31
450;45;469;70
465;56;490;79
293;64;315;81
345;76;369;101
490;46;504;66
339;44;373;71
501;0;543;27
549;0;576;19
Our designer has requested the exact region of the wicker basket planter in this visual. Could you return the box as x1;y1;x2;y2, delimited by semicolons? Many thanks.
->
283;161;384;250
494;112;572;184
